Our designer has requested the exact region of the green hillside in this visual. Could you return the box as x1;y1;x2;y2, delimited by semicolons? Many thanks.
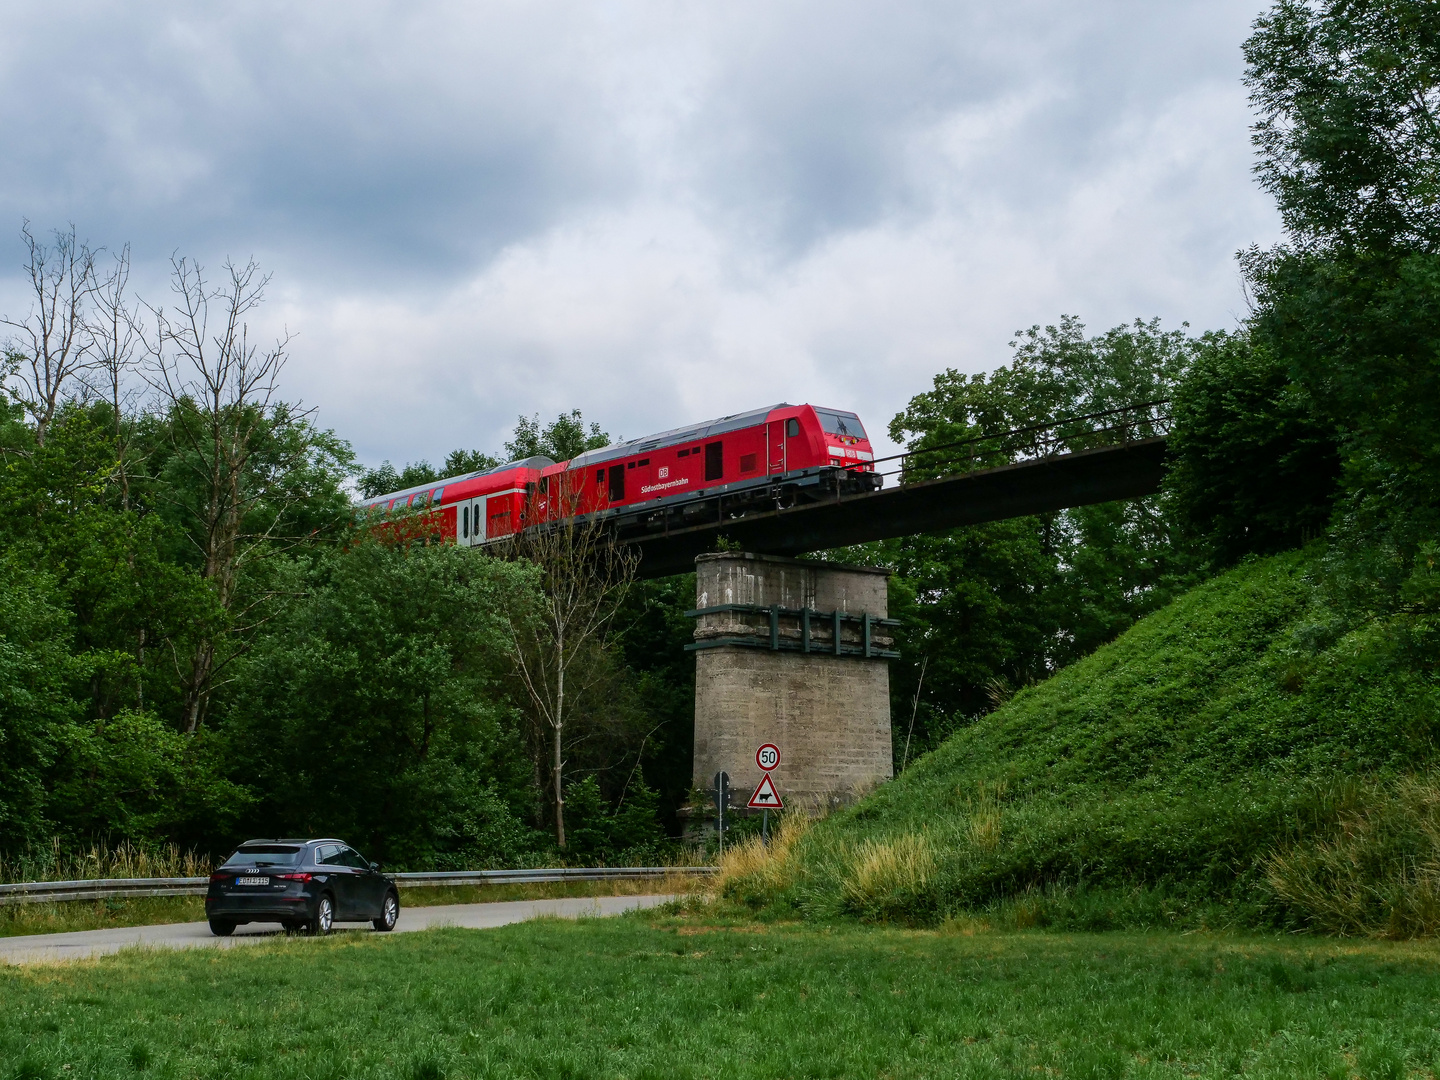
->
722;549;1440;935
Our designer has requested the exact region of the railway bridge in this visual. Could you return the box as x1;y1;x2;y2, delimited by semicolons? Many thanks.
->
626;428;1168;578
613;403;1175;817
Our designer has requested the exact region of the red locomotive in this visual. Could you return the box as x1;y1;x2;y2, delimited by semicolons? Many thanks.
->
359;402;880;545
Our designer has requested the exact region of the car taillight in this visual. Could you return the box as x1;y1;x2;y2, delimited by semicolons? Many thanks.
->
276;873;312;883
209;873;229;882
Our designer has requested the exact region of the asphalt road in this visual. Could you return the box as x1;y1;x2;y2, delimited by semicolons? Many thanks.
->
0;894;674;965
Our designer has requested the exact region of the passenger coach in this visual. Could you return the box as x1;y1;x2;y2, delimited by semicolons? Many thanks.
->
358;402;879;544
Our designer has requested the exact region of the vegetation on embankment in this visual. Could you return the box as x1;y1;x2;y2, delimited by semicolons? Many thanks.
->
719;548;1440;935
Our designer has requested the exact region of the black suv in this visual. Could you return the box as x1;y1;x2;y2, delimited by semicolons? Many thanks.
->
205;838;399;937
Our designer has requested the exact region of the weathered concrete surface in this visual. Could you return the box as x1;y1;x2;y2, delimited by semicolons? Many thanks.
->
692;553;893;810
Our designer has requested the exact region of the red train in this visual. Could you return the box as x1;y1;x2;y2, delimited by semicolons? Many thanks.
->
359;402;880;545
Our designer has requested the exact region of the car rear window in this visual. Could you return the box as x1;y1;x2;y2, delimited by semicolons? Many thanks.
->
224;845;303;868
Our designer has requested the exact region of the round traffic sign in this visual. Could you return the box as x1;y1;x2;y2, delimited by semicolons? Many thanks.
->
756;743;781;771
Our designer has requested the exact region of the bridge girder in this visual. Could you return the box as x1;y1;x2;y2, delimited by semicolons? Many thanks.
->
626;437;1169;579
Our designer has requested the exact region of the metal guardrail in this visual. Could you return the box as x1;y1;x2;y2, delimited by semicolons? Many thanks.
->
0;866;718;905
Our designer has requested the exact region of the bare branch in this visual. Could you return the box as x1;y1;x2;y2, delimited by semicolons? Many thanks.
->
500;483;639;848
141;253;316;732
0;222;99;446
83;243;145;507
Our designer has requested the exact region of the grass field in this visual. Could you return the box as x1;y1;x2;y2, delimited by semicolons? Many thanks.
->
0;877;703;939
4;904;1440;1079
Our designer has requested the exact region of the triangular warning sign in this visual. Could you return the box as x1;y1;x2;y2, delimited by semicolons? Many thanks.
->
747;772;783;809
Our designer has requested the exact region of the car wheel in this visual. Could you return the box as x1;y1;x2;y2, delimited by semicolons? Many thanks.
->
372;891;399;932
309;894;334;936
208;919;236;937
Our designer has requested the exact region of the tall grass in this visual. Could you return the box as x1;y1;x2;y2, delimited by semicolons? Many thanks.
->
839;833;935;918
0;838;211;884
1266;775;1440;938
715;813;812;905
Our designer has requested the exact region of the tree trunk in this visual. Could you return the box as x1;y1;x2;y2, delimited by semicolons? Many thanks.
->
553;637;566;848
553;718;566;849
184;639;214;734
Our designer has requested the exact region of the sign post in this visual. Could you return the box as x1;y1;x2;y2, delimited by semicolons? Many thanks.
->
712;771;730;856
748;745;783;845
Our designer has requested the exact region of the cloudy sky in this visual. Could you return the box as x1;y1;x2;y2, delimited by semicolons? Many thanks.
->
0;0;1280;467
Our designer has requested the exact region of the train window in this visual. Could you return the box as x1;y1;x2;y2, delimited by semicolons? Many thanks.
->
608;464;625;501
539;476;549;494
595;468;605;484
740;454;757;472
786;418;800;438
677;448;690;458
637;458;649;467
704;441;723;481
462;505;469;538
627;462;635;469
815;410;867;439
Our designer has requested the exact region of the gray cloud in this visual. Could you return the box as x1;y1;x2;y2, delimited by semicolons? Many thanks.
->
0;0;1280;467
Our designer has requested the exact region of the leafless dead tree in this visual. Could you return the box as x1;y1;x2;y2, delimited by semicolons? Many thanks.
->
85;244;144;506
143;255;316;732
1;223;98;446
503;485;638;849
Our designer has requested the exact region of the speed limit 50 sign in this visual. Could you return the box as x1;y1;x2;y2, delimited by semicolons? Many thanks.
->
755;743;780;772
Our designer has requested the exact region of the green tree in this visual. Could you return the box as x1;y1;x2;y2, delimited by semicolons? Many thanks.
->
1245;0;1440;253
356;450;503;499
357;459;440;499
505;410;610;463
1164;332;1341;564
864;318;1202;741
0;557;79;849
444;448;501;475
612;574;699;836
144;256;357;732
222;538;542;865
502;508;639;849
1242;0;1440;610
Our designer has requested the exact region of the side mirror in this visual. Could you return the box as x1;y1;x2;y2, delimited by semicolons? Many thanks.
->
370;861;382;872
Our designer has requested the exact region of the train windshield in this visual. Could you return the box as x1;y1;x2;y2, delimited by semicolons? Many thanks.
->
815;410;866;439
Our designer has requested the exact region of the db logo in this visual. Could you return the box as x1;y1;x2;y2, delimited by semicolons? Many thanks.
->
657;466;670;479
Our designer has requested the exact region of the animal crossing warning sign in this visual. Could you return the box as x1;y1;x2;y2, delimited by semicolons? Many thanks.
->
747;772;783;809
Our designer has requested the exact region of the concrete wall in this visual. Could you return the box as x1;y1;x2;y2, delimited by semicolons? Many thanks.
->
692;553;893;811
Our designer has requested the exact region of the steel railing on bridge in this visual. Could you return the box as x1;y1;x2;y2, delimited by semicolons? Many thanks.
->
0;866;717;905
867;399;1173;487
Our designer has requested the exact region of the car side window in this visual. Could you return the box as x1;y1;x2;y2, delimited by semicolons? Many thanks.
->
341;847;369;869
317;845;346;866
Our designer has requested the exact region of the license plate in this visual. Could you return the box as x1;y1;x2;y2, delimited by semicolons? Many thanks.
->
236;876;270;886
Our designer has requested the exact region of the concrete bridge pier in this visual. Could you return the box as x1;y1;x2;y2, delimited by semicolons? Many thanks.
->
688;552;897;814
